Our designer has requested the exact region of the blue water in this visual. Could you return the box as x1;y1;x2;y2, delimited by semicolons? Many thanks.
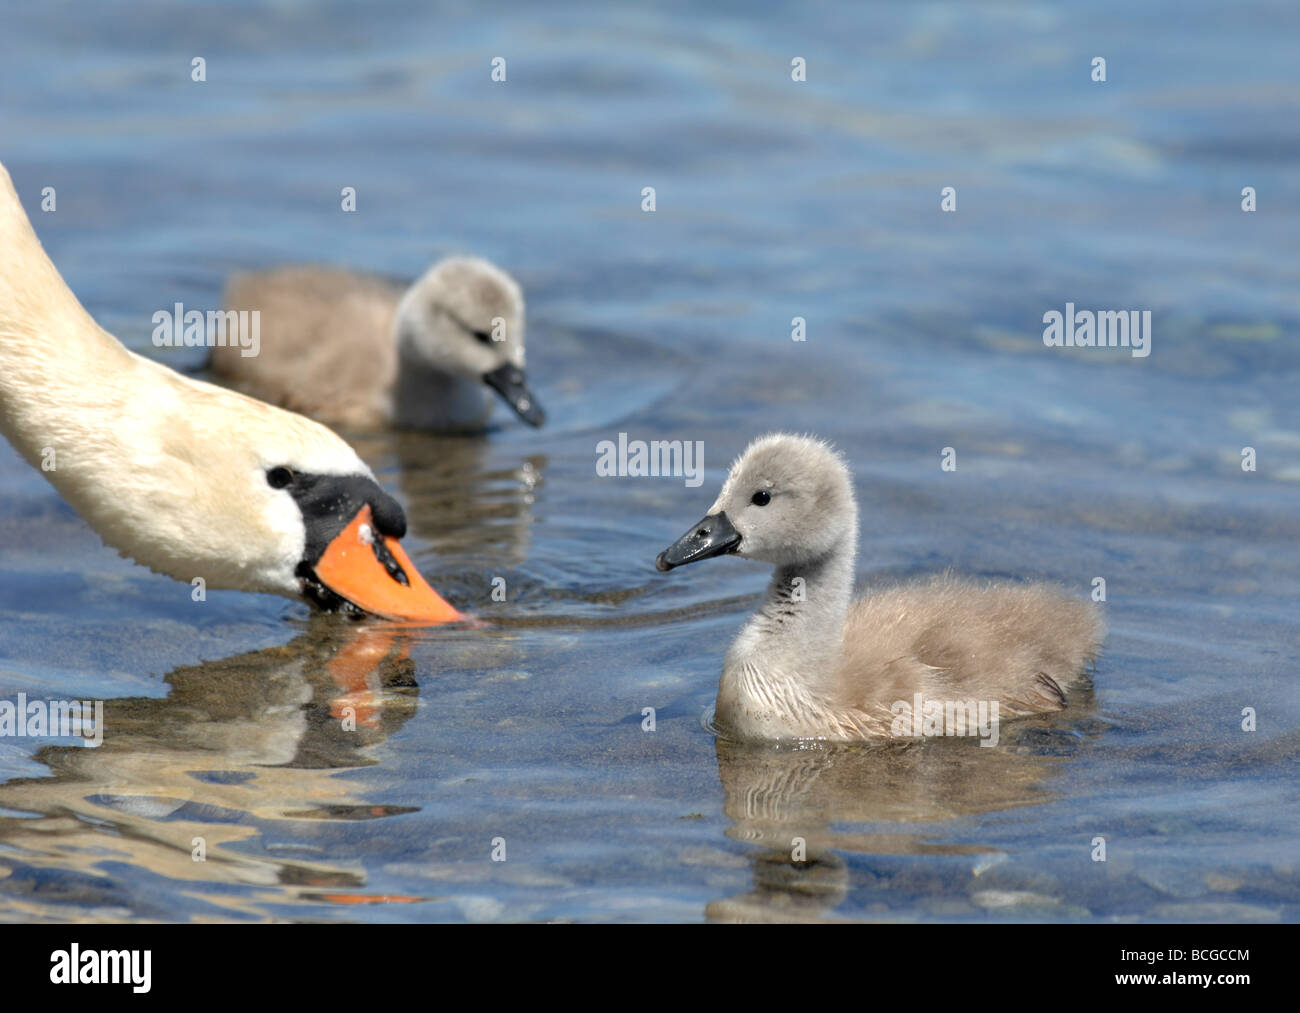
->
0;1;1297;922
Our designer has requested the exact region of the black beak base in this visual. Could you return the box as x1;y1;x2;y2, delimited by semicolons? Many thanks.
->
655;511;742;571
482;362;546;427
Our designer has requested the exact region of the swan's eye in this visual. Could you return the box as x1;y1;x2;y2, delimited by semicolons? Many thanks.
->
751;490;771;506
267;466;295;489
471;329;496;346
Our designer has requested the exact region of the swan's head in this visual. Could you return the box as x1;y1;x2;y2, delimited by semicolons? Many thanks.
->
110;374;463;624
0;158;459;624
656;433;856;571
394;256;544;427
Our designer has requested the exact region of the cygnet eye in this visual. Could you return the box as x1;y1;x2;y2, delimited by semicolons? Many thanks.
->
751;490;771;506
471;329;496;346
267;466;294;489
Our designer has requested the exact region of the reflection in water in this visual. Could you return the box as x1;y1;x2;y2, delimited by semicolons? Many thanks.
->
707;704;1102;923
350;431;546;569
0;621;423;921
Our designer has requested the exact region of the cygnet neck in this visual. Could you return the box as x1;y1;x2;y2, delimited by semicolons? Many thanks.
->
757;536;857;672
392;323;491;431
720;518;858;725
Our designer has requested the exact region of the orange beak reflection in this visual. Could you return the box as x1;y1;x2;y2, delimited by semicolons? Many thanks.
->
313;505;462;624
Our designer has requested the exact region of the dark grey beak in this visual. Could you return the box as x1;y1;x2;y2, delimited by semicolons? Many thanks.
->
655;511;742;571
482;362;546;427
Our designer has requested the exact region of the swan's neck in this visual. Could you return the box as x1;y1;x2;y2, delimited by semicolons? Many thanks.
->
391;330;491;431
0;190;136;472
717;532;857;737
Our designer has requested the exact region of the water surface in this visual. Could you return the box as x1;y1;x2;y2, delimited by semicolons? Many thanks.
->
1;1;1297;922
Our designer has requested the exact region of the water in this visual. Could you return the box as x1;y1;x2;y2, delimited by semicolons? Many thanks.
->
1;1;1298;922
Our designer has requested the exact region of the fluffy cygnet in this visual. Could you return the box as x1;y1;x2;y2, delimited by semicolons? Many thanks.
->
215;257;543;432
656;433;1104;742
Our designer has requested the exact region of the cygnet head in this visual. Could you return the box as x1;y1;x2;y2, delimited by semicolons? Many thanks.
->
656;433;857;572
394;256;544;426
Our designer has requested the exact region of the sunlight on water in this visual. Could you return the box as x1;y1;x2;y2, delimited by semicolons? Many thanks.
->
0;1;1297;922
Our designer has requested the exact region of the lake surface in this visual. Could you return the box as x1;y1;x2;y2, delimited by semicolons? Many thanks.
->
1;1;1297;922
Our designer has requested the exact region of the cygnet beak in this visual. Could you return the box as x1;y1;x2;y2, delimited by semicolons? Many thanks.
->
656;511;741;571
482;362;546;427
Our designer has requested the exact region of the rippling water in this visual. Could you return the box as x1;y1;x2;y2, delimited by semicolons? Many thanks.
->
1;1;1298;922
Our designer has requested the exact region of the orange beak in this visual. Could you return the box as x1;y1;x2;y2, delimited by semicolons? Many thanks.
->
313;506;462;624
326;628;404;729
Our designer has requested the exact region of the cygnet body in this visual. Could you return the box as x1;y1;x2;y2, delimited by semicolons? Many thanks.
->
656;433;1104;742
214;257;543;432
